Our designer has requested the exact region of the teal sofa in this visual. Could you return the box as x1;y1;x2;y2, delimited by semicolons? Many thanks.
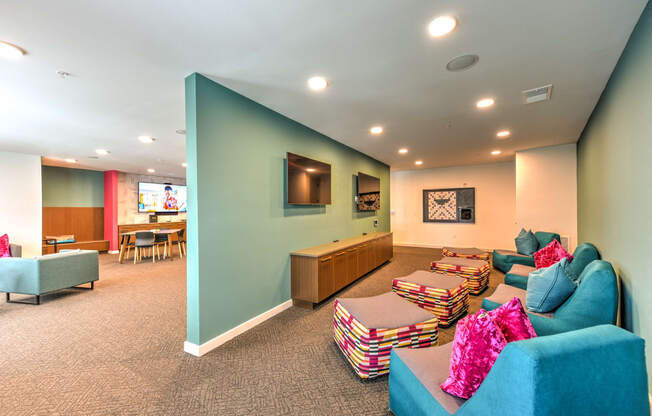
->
0;250;99;305
388;325;649;416
504;242;600;290
492;231;560;273
482;260;618;336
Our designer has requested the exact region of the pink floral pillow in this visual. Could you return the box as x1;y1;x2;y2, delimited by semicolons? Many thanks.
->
0;234;10;258
441;309;507;399
488;297;537;342
534;239;573;269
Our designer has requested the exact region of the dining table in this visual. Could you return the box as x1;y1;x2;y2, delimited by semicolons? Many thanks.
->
118;228;182;263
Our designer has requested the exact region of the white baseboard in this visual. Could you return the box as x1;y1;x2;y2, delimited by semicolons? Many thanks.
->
183;299;293;357
394;242;442;249
108;250;119;254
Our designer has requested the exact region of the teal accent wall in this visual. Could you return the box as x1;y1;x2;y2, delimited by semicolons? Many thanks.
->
185;73;390;345
42;166;104;207
577;3;651;392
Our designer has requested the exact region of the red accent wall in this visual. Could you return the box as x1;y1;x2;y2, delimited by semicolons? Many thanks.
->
103;170;119;251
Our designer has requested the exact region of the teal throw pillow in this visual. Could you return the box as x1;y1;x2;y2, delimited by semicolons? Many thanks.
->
515;228;538;256
526;257;577;313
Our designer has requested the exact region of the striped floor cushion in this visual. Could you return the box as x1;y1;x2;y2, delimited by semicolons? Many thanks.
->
442;246;490;261
392;271;469;327
431;257;490;295
333;292;438;379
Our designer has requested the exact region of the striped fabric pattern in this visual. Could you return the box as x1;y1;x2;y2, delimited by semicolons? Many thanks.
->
392;277;469;326
333;299;438;379
442;247;490;261
431;257;490;295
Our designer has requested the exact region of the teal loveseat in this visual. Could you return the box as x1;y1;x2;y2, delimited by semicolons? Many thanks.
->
0;250;99;305
492;231;560;273
388;325;649;416
482;260;618;336
504;242;600;290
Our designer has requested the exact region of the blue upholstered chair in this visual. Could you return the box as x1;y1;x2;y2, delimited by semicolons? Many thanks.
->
388;325;650;416
482;260;618;336
504;242;600;290
492;231;560;273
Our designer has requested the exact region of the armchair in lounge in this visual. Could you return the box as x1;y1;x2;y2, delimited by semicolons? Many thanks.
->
492;231;560;273
388;325;650;416
504;242;600;290
482;260;618;336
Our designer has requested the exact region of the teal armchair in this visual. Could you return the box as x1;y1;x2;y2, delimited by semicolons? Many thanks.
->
492;231;560;273
0;250;99;305
389;325;649;416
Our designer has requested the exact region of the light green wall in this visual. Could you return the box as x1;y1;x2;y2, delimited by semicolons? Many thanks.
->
577;3;651;391
185;73;390;345
42;166;104;207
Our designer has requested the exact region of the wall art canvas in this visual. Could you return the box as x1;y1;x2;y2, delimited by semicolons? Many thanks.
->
423;187;475;223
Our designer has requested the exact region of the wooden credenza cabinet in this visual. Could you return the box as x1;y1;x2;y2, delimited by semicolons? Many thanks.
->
290;232;393;309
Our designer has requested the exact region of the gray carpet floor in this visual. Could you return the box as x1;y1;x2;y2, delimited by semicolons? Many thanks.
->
0;246;503;415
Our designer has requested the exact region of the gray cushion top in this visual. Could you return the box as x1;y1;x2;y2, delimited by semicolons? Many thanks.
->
396;271;466;290
393;342;464;414
337;292;435;329
485;284;553;319
443;247;487;255
508;264;536;277
495;249;530;258
435;257;488;268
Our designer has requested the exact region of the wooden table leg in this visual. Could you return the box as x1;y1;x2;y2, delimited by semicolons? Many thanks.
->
168;234;174;261
119;235;125;263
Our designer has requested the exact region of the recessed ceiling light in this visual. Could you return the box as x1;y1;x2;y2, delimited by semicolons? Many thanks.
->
182;162;188;168
0;41;25;60
415;160;423;166
307;76;328;91
95;149;110;156
306;168;316;173
370;126;383;135
398;148;408;154
176;129;186;135
476;98;495;109
496;130;511;138
491;150;502;155
138;136;156;143
446;54;479;72
428;16;457;37
64;158;77;163
147;168;155;173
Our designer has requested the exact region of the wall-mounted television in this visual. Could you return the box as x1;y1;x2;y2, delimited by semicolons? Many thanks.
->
286;152;331;205
357;172;380;211
138;182;187;213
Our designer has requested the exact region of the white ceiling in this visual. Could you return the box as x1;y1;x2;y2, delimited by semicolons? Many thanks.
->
0;0;647;175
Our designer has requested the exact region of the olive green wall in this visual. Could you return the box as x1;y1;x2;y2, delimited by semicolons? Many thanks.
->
577;2;651;391
185;73;390;345
42;166;104;207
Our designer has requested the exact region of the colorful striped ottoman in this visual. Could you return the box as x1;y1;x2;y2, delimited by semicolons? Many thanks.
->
392;271;469;327
442;246;490;261
333;292;438;379
431;257;490;295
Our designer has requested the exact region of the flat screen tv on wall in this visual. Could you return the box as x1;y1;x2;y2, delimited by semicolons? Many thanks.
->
286;152;331;205
138;182;187;213
357;172;380;211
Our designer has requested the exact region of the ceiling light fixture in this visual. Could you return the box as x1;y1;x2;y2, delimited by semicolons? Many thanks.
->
307;76;328;91
415;160;423;166
306;168;316;173
428;16;457;37
147;168;155;173
476;98;495;109
64;158;77;163
491;150;502;155
138;136;156;143
0;41;25;60
182;162;188;168
176;129;186;135
398;148;408;154
496;130;511;138
95;149;110;156
370;126;383;135
446;54;479;72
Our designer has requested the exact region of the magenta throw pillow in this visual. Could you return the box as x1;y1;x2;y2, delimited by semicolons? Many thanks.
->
0;234;10;257
534;239;573;269
488;297;537;342
440;309;507;399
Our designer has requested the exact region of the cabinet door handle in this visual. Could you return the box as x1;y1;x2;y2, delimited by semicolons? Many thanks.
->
335;252;345;257
320;257;332;262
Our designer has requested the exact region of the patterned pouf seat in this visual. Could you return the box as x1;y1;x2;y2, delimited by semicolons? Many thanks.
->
333;292;439;379
442;246;490;261
392;271;468;327
431;256;490;295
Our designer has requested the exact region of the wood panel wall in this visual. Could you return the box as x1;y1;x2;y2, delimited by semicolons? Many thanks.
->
42;207;104;241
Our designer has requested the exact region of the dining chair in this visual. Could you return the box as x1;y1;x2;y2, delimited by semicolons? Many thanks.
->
134;231;156;264
154;231;169;260
176;229;187;259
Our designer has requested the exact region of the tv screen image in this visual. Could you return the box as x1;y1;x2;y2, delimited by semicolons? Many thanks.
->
286;152;331;205
138;182;187;213
357;172;380;211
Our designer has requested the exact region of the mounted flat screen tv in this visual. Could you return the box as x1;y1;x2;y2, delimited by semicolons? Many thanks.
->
138;182;187;213
357;172;380;211
286;152;331;205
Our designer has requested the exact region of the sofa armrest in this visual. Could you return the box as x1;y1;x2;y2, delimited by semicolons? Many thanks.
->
0;258;39;294
9;244;22;258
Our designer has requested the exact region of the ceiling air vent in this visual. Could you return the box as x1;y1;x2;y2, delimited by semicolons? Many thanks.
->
522;84;552;104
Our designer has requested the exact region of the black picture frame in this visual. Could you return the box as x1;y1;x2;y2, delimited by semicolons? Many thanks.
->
422;187;475;223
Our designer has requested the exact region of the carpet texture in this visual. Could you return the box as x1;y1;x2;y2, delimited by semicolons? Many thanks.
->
0;246;502;415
